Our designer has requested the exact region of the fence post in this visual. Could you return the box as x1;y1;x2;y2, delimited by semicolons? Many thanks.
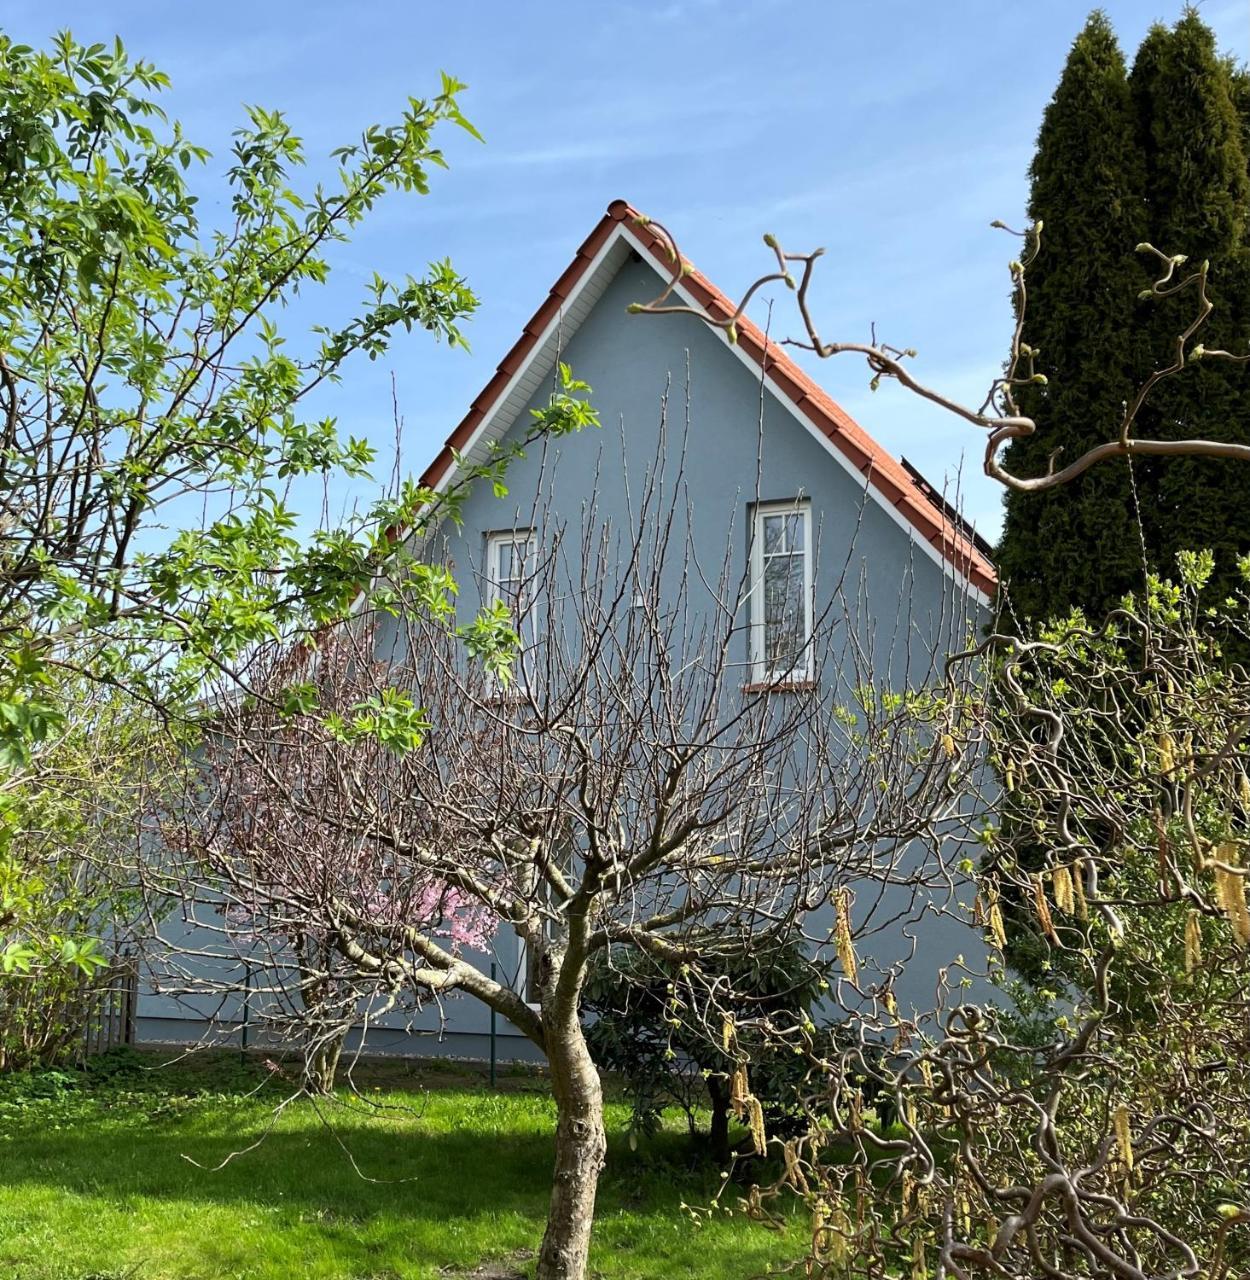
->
124;955;138;1046
489;961;497;1089
240;959;252;1063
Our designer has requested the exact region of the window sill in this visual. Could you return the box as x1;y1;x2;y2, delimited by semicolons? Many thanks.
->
482;689;532;709
741;679;818;695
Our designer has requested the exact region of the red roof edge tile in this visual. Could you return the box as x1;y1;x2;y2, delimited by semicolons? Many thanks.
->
413;200;997;598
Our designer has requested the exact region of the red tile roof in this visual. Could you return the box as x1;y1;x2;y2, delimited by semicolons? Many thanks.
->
419;200;997;599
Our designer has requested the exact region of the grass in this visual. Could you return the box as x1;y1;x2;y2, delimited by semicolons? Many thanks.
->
0;1049;805;1280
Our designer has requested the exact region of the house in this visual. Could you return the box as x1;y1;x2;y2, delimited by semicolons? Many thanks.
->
134;200;996;1060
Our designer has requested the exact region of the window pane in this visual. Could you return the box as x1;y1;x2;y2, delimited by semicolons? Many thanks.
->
763;552;805;672
785;512;804;553
491;536;536;591
488;536;534;616
763;514;786;554
497;541;516;581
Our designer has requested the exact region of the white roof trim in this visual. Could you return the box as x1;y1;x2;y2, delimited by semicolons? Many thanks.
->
428;226;632;497
615;225;992;608
412;220;990;609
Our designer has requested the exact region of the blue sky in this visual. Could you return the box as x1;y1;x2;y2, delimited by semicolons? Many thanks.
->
8;0;1249;541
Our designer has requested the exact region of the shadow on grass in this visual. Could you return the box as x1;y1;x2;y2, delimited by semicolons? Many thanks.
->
1;1091;721;1222
0;1058;800;1279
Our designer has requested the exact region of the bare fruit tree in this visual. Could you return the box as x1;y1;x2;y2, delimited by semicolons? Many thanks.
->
153;415;987;1280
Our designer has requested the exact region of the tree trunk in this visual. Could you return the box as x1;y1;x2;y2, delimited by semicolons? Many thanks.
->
304;1027;345;1095
536;1015;607;1280
298;938;346;1096
706;1075;732;1165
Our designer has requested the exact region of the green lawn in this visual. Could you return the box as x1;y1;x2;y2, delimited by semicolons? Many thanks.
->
0;1050;803;1280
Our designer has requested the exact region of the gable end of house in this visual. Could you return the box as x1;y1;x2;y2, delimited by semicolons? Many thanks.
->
416;200;996;604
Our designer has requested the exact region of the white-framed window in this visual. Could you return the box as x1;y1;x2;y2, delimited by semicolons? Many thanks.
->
484;528;537;687
749;499;813;683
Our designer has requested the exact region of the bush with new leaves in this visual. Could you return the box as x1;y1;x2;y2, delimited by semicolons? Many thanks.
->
732;555;1250;1280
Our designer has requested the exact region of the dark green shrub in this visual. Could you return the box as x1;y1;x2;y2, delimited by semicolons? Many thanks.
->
584;935;830;1161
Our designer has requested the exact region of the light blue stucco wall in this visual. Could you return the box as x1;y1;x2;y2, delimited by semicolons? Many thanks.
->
137;252;986;1059
436;255;971;684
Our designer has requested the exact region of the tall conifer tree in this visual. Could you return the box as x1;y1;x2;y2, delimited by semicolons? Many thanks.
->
1227;59;1250;158
997;9;1250;624
996;12;1147;623
1130;12;1250;605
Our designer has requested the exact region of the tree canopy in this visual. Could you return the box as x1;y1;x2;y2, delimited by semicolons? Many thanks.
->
0;31;484;771
0;29;547;1023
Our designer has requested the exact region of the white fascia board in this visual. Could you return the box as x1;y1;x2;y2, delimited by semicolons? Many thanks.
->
429;225;633;497
615;225;992;610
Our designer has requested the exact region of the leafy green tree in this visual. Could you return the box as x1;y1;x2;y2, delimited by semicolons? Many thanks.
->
1;669;174;1070
995;12;1147;623
997;8;1250;626
0;31;487;767
0;32;577;1056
